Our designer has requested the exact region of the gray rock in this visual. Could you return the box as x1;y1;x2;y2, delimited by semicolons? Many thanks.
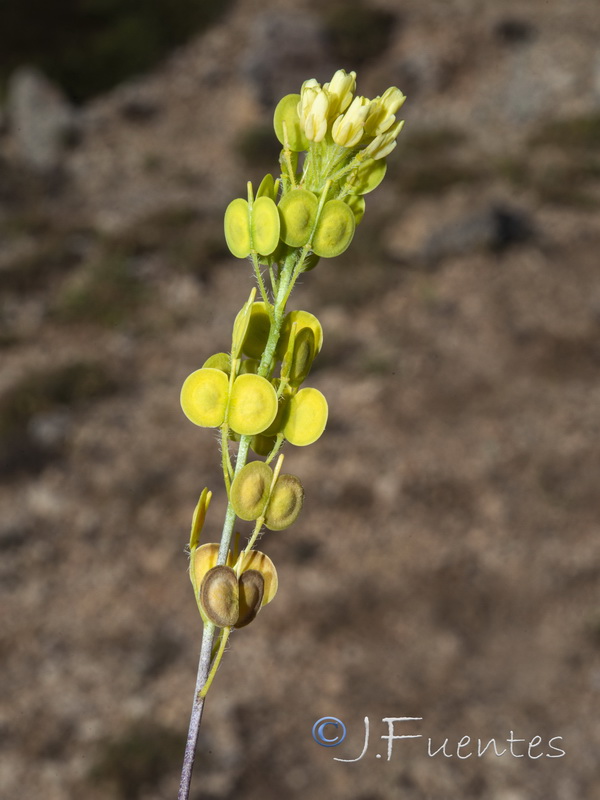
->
241;11;334;106
6;66;79;171
386;201;535;265
422;205;534;263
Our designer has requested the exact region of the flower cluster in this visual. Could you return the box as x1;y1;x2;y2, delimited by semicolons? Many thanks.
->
295;70;405;159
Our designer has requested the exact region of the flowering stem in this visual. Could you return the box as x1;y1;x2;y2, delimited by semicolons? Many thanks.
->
178;252;299;799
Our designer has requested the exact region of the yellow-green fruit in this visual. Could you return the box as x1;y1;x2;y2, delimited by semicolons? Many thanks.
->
181;368;228;428
202;352;231;373
242;302;271;359
278;189;318;247
283;386;328;446
262;388;291;436
256;173;275;200
239;358;259;375
265;474;304;530
228;373;278;435
251;196;281;256
232;288;256;358
200;565;239;627
234;569;265;628
239;550;278;604
224;197;251;259
251;433;277;457
349;158;387;195
312;199;355;258
346;194;366;225
286;326;316;387
277;310;323;359
273;93;308;152
230;460;274;521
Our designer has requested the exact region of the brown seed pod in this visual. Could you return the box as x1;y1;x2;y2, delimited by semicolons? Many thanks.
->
234;569;265;628
200;565;239;627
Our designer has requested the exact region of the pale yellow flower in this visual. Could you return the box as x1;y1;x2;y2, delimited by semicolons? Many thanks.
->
331;95;370;148
363;119;405;159
324;69;356;120
364;87;406;137
298;81;330;143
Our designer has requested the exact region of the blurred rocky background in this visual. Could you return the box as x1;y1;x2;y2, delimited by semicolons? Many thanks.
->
1;0;600;798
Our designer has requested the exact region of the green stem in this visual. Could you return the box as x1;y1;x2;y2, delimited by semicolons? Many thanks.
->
200;627;232;698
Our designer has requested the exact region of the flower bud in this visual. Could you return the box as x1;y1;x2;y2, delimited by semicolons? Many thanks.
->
364;87;406;137
324;69;356;119
363;120;405;160
299;85;330;143
331;95;370;148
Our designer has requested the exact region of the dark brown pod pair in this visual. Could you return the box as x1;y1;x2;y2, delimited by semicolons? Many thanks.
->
200;565;265;629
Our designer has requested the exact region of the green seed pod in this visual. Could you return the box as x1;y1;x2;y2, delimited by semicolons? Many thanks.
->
251;433;277;457
202;352;231;373
256;173;275;200
276;310;323;359
265;474;304;530
349;157;387;195
240;550;278;605
200;565;239;627
239;358;259;375
224;197;252;259
283;386;328;446
278;189;319;247
232;288;257;359
346;194;366;226
312;199;355;258
273;93;308;152
242;302;271;359
234;569;265;628
229;373;278;435
283;326;316;387
230;460;274;521
181;367;229;428
251;196;281;256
